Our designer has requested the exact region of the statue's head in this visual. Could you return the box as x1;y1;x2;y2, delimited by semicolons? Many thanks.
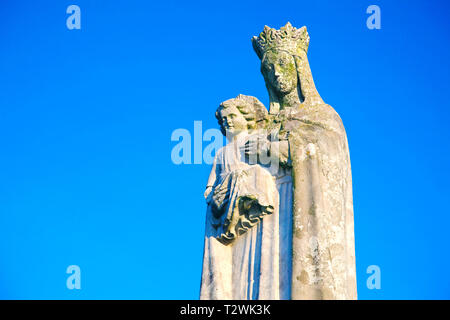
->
216;94;267;137
252;22;312;112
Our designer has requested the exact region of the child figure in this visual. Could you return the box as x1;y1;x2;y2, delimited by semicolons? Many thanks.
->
204;94;278;245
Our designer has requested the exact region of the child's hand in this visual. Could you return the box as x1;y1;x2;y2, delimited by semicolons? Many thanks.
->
241;137;270;158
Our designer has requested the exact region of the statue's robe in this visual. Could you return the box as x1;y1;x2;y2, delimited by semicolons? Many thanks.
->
277;103;357;300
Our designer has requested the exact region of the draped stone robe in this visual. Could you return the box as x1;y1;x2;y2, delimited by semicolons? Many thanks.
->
273;104;357;300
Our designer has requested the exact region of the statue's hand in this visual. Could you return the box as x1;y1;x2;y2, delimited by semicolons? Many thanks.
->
241;137;270;158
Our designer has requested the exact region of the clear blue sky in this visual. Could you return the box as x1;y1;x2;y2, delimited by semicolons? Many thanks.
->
0;0;449;299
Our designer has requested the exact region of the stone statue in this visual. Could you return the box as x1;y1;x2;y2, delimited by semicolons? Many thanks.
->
200;22;357;300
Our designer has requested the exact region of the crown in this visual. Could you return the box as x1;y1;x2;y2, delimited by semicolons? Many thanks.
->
252;22;310;59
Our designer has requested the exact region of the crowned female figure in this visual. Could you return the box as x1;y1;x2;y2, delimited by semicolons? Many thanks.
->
251;22;357;299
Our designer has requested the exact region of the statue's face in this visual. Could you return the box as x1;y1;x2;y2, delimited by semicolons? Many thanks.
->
218;105;248;136
261;50;298;95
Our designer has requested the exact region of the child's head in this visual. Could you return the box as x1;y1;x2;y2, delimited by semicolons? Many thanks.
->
216;94;268;136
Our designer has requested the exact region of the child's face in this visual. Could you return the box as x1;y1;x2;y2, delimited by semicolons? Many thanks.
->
219;104;248;135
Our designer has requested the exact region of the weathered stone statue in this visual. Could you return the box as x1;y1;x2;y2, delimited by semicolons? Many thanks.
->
200;22;357;300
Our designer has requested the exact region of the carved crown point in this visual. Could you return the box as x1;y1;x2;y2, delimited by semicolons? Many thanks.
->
252;22;310;60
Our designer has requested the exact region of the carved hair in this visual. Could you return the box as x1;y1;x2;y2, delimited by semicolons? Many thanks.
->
216;94;268;135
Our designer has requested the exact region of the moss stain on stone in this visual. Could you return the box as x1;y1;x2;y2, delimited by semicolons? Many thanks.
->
297;271;309;284
308;201;316;216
